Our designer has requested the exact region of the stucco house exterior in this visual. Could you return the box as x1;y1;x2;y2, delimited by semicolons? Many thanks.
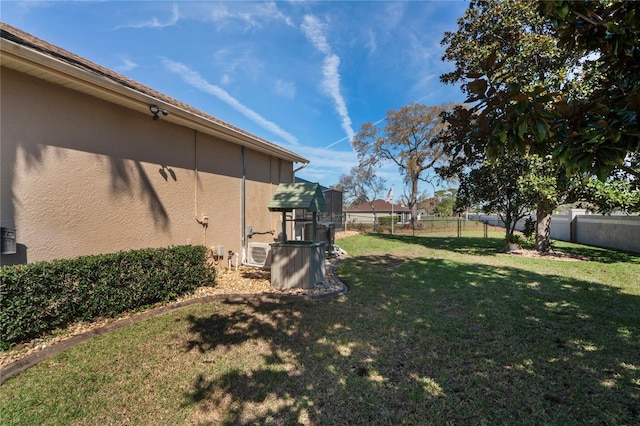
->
344;199;413;226
0;23;308;266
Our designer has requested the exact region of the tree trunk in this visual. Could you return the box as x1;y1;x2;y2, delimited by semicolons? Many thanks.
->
410;203;418;236
503;211;513;239
370;204;377;232
535;203;553;253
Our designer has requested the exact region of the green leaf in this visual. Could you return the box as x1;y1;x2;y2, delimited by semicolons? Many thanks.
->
558;2;569;19
499;129;507;144
486;142;500;161
515;100;529;115
606;22;620;33
577;153;592;170
517;119;528;139
532;119;547;142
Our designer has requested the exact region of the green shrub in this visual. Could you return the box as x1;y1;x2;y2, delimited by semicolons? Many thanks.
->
505;233;523;245
350;222;369;233
0;245;215;350
377;216;395;227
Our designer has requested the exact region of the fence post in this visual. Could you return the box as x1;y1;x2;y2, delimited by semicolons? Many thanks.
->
569;208;587;243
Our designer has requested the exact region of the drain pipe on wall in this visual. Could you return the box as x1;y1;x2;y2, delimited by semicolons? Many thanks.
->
194;131;209;245
292;162;308;182
241;146;247;265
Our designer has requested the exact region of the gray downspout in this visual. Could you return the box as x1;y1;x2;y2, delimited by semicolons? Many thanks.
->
292;162;308;182
241;146;246;251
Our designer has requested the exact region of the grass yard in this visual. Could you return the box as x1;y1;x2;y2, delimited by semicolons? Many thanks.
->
1;234;639;425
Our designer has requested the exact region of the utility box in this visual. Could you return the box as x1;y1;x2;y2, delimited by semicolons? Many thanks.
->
1;227;17;255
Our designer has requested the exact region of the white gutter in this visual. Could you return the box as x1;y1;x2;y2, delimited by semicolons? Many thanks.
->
0;36;308;164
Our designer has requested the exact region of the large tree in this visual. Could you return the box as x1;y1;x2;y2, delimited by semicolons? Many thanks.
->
456;153;588;249
540;1;640;181
442;0;639;181
456;156;536;240
433;188;457;217
439;0;605;252
351;102;451;229
515;155;583;252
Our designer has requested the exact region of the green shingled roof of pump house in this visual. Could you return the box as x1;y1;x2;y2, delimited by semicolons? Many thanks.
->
268;183;327;213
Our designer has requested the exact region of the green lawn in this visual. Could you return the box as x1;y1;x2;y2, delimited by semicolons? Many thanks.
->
2;234;639;425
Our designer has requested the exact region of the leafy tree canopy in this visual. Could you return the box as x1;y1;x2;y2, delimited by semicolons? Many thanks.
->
432;188;457;217
442;0;639;181
352;102;453;227
440;0;639;252
456;156;536;238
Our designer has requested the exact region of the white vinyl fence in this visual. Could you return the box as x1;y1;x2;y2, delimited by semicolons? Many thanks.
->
469;209;640;254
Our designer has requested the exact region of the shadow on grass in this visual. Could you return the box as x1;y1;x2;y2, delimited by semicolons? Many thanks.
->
372;233;510;257
549;242;640;264
181;253;640;424
371;233;640;264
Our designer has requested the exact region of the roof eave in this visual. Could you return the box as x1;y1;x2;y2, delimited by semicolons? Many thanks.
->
0;36;308;164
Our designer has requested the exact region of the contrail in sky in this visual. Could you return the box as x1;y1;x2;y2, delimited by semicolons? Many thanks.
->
302;15;355;142
162;59;298;145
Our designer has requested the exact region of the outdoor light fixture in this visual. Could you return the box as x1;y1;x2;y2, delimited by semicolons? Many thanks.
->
149;105;169;120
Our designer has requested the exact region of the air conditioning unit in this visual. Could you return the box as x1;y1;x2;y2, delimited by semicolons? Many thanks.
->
245;242;272;268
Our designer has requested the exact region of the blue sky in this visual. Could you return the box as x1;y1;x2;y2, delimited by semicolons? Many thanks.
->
2;0;468;201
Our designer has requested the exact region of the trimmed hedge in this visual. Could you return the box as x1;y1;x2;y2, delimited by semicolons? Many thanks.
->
0;245;215;350
377;216;396;227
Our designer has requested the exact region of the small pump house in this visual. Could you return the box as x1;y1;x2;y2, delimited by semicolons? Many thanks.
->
267;183;327;289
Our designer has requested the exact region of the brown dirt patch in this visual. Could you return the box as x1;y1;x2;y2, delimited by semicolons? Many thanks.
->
335;230;360;239
504;248;589;262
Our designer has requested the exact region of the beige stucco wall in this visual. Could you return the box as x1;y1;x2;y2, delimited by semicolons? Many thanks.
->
1;67;293;265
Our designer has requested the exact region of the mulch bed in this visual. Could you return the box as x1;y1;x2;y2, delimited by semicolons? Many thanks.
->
1;256;349;382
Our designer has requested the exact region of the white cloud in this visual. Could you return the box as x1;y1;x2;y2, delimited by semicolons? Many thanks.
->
115;58;137;72
361;2;406;55
292;145;358;185
211;46;264;84
116;3;180;29
301;14;355;142
382;2;407;33
204;1;292;29
365;29;377;54
274;79;296;100
207;3;232;22
255;2;293;27
162;59;298;145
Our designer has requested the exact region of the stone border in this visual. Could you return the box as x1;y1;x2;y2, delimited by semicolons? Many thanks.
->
0;260;348;385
